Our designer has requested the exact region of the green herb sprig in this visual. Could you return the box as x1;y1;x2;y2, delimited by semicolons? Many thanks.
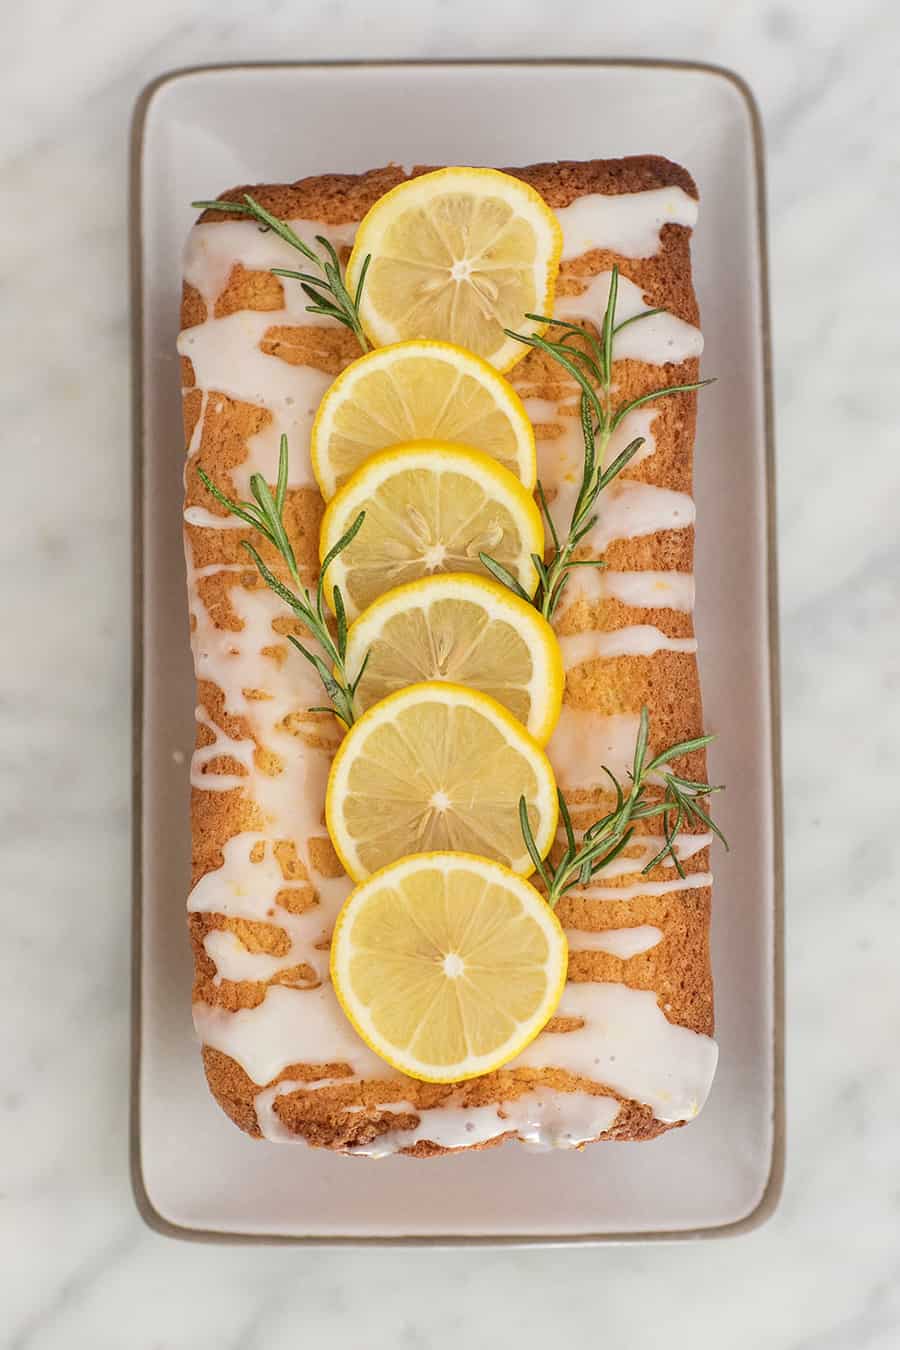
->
520;707;728;908
481;265;714;620
191;193;371;350
196;435;367;725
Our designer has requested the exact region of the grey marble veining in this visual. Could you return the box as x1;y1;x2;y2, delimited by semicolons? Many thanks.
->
3;0;900;1346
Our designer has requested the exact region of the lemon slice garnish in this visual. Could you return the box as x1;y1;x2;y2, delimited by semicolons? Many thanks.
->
346;167;562;372
311;339;536;500
344;573;562;744
319;441;543;620
330;851;568;1082
325;681;558;882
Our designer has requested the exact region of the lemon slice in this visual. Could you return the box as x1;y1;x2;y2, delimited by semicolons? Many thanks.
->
319;442;543;620
311;340;537;499
330;852;568;1083
346;167;562;372
325;681;558;882
344;574;563;744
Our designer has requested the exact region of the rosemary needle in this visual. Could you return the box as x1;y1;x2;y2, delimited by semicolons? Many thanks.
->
519;707;728;907
195;434;367;726
481;264;714;621
191;193;371;351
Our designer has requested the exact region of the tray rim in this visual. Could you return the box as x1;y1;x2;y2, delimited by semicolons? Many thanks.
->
129;56;784;1246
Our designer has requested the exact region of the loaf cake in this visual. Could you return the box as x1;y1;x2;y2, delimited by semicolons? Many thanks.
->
179;157;717;1154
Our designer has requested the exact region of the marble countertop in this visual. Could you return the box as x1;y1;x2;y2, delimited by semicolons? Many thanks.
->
4;0;899;1345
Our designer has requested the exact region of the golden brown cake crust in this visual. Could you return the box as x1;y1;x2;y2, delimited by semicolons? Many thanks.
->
183;157;713;1154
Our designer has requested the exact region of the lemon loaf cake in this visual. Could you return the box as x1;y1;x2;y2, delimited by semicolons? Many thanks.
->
179;157;718;1154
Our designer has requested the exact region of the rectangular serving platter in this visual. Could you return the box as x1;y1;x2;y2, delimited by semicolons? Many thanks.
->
131;59;783;1243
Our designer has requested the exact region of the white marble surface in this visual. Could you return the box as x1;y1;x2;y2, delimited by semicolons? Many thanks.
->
3;0;899;1345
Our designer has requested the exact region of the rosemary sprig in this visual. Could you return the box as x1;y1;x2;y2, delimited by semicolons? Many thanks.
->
196;435;367;725
520;707;728;907
191;193;371;351
481;265;714;620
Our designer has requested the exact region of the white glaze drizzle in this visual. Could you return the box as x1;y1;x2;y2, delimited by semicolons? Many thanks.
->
189;833;340;986
183;218;358;314
558;625;697;669
185;388;209;460
552;569;695;621
548;708;643;788
555;186;698;261
580;479;695;555
554;272;703;365
512;983;718;1122
566;925;664;957
179;216;357;492
348;1089;621;1156
567;872;713;903
531;405;658;543
187;580;350;988
547;706;707;795
178;317;331;490
193;985;388;1086
230;979;715;1133
526;397;694;557
183;505;247;530
189;705;254;792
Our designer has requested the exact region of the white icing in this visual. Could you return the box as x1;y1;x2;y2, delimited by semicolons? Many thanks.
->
183;505;247;530
512;982;718;1122
185;388;208;459
503;1089;620;1149
554;272;703;365
349;1105;509;1157
179;215;357;492
193;985;388;1086
533;406;658;543
555;186;698;261
605;569;694;611
254;1085;619;1153
548;708;643;789
187;580;350;997
202;930;301;986
178;317;331;490
189;833;339;986
558;624;697;668
527;401;693;560
183;218;358;316
349;1089;620;1156
552;567;695;620
566;925;664;958
190;705;254;792
567;872;714;903
580;479;695;555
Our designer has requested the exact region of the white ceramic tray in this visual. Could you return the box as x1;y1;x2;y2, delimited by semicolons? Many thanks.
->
131;59;783;1243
